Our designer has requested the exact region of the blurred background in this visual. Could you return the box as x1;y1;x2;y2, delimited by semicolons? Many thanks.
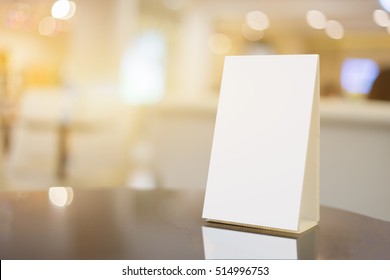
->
1;0;390;220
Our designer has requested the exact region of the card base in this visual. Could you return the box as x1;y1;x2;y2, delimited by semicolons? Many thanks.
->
205;219;318;236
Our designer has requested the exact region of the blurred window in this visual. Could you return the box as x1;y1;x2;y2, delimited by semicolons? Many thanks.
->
120;31;167;104
379;0;390;13
340;58;379;95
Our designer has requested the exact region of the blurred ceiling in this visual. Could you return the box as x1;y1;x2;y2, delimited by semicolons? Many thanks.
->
1;0;389;39
202;0;384;33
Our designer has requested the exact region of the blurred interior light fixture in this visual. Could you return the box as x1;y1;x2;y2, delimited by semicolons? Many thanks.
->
208;33;232;54
52;0;76;20
373;9;390;27
325;20;344;39
379;0;390;13
306;10;327;29
49;187;74;207
246;11;270;30
241;23;264;41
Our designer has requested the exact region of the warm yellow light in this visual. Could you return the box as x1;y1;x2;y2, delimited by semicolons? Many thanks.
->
241;23;264;41
306;10;327;29
373;9;390;27
51;0;76;20
325;20;344;39
38;16;58;36
246;11;270;31
162;0;185;11
49;187;74;207
208;33;232;54
62;1;76;20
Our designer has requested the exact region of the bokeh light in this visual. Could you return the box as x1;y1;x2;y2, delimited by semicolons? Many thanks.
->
373;9;390;27
51;0;76;20
38;16;59;36
48;187;74;207
246;11;270;31
208;33;232;54
325;20;344;39
306;10;327;29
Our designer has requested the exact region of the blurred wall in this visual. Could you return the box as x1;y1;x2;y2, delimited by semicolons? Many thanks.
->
63;0;139;90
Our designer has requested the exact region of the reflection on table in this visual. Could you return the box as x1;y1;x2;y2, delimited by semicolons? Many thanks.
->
202;224;317;260
1;187;390;260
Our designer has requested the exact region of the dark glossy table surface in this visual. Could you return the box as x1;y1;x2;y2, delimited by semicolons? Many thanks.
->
1;187;390;260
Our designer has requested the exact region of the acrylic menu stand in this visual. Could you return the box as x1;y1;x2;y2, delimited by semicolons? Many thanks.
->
203;55;320;234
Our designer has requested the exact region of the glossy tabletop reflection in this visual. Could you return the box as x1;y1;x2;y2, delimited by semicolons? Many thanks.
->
1;188;390;260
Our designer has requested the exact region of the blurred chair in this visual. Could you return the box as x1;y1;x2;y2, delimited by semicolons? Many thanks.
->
148;101;216;189
7;88;137;189
6;88;66;189
65;95;137;188
320;100;390;222
0;120;4;189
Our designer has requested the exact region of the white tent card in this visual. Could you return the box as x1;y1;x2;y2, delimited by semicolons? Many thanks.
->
202;54;319;234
